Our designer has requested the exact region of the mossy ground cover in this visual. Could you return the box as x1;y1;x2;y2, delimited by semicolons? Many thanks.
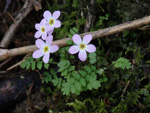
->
1;0;150;113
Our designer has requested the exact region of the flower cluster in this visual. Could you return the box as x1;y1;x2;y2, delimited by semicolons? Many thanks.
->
33;10;61;63
33;10;96;63
69;34;96;61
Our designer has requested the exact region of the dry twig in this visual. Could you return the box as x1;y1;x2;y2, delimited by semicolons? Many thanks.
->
121;80;130;97
0;0;42;48
0;57;13;69
7;53;31;71
0;15;150;61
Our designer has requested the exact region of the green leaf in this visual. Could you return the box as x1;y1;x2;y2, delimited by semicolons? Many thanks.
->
79;78;86;86
89;53;96;59
91;66;96;71
57;60;67;67
57;78;63;88
114;57;131;70
26;63;30;70
25;57;29;62
99;78;104;83
31;62;36;70
35;58;41;61
43;72;52;83
72;71;80;80
103;77;108;82
68;66;75;72
98;69;104;75
68;33;73;38
89;59;96;64
62;83;70;95
84;66;91;73
44;63;49;69
68;78;75;84
73;27;78;33
66;40;73;45
65;61;71;68
70;29;76;35
65;46;70;51
37;61;43;70
79;70;86;77
61;69;68;76
92;81;101;89
75;82;81;90
71;86;76;93
20;62;27;69
58;67;65;72
87;84;92;90
29;56;34;62
52;79;58;86
70;55;75;59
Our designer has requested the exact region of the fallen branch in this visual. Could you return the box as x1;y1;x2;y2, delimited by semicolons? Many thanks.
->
0;15;150;61
121;80;130;97
7;53;31;71
0;0;41;48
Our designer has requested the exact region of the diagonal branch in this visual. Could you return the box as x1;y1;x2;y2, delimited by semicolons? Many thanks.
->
0;0;40;48
1;15;150;61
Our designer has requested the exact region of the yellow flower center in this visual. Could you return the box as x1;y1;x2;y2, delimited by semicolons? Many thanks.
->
44;46;49;53
49;19;54;25
41;27;45;33
79;43;86;50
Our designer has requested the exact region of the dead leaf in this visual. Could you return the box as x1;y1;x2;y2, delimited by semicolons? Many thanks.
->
33;1;42;11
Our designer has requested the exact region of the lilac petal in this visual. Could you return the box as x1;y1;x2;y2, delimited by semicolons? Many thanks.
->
40;19;46;26
69;45;79;54
50;45;59;53
43;53;50;63
83;34;92;44
49;26;54;30
86;44;96;53
72;34;82;45
46;26;51;32
78;50;87;61
46;35;53;46
34;31;41;38
35;39;45;49
35;24;41;30
42;33;47;40
33;50;44;58
54;20;61;28
47;28;54;35
43;10;51;20
53;11;60;19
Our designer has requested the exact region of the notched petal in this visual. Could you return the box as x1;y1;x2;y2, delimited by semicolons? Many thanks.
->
53;10;61;19
72;34;82;45
78;50;87;61
50;45;59;53
83;34;92;44
86;44;96;53
43;10;51;20
33;50;44;58
69;45;79;54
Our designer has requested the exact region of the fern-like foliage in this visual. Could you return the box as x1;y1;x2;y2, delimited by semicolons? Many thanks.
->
20;56;51;70
113;57;131;70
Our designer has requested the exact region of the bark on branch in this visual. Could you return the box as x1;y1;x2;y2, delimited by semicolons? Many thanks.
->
1;15;150;61
0;0;40;48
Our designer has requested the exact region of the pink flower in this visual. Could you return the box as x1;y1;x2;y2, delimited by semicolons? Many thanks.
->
69;34;96;61
43;10;61;30
34;19;51;40
33;35;59;63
